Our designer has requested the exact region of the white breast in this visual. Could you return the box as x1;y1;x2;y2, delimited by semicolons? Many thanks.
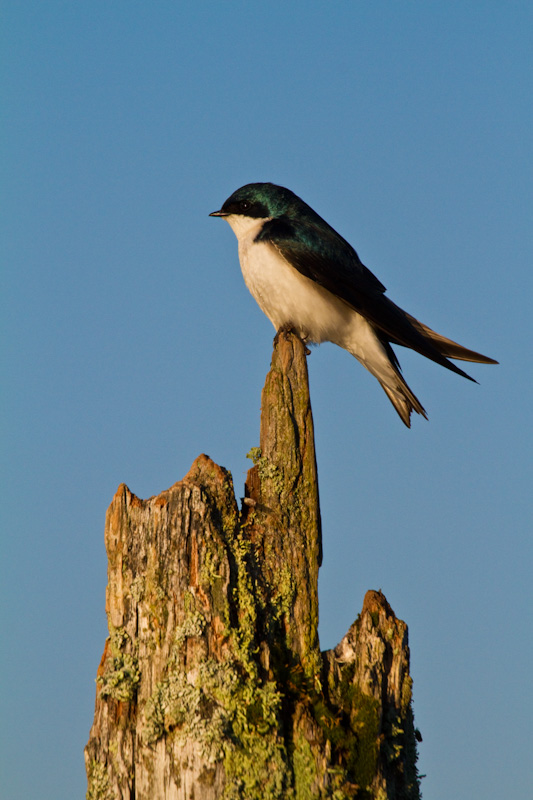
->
224;213;352;343
223;214;393;385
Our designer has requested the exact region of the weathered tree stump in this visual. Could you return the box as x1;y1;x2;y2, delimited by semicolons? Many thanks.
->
85;332;421;799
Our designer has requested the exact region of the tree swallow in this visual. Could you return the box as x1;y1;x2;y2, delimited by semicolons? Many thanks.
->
210;182;497;427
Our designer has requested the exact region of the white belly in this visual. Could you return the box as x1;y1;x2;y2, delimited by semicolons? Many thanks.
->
224;214;396;389
239;239;352;342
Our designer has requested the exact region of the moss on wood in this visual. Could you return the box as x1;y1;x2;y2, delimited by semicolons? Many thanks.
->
86;333;421;800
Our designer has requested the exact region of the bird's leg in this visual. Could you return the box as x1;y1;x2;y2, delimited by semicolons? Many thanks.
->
273;322;294;346
273;323;312;355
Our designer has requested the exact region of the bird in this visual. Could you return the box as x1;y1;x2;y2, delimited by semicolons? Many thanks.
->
210;182;497;427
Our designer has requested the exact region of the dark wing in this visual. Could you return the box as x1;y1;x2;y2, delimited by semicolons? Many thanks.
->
256;216;485;380
257;215;387;295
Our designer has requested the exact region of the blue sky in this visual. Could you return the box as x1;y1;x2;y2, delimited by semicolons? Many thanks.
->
1;3;531;798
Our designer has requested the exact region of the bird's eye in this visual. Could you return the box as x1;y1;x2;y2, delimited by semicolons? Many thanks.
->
241;200;250;210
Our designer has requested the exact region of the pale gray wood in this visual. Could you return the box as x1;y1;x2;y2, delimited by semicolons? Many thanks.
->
86;332;421;799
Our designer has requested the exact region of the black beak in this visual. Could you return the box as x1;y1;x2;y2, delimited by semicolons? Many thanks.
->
209;210;227;217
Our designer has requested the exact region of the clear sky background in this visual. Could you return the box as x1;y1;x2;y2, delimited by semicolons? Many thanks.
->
2;3;531;798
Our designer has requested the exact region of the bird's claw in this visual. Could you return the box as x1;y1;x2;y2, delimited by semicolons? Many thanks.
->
274;324;311;355
273;323;295;346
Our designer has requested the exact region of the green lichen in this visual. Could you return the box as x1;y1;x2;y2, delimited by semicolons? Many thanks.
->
401;675;413;713
183;589;195;615
261;462;285;496
246;447;284;496
229;530;260;674
174;611;206;646
143;660;235;757
221;676;291;800
198;765;217;785
97;627;140;702
143;655;292;799
130;575;145;603
270;563;296;620
148;584;168;622
292;735;319;800
316;663;381;797
246;447;262;464
386;718;405;762
86;760;112;800
87;339;425;799
200;538;225;583
381;702;422;797
199;537;230;622
140;527;293;797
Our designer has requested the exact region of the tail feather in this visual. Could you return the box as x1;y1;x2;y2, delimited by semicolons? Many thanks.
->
380;377;427;428
378;342;428;427
405;314;498;365
348;312;497;427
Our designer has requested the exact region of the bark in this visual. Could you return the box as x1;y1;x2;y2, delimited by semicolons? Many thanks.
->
85;332;421;799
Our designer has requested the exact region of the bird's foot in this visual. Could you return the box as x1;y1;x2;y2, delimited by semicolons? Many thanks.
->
273;324;312;355
273;323;295;346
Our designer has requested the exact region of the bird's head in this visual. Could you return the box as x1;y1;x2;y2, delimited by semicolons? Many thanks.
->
210;182;299;223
